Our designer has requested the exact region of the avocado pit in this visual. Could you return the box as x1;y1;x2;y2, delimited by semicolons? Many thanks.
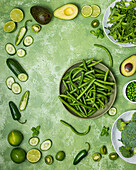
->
125;63;133;72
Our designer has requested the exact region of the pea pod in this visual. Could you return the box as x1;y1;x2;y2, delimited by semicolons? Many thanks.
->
73;142;90;165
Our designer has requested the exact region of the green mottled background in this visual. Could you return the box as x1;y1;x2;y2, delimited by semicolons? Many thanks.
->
0;0;136;169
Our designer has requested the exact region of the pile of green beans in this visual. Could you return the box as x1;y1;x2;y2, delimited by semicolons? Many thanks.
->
59;59;115;118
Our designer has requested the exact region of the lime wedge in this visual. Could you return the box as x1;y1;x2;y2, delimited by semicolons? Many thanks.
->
27;149;41;163
3;21;16;33
81;5;92;17
10;8;24;22
90;5;101;18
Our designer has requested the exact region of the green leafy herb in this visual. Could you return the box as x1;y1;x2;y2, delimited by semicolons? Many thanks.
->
100;126;109;136
31;125;40;137
90;28;104;39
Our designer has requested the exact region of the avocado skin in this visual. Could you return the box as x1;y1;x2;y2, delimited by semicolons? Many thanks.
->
120;55;136;77
30;6;52;25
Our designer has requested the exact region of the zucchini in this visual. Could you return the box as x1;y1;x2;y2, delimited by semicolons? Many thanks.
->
6;58;28;82
40;139;52;151
11;82;22;94
6;76;15;89
5;43;16;55
23;35;34;46
19;90;30;111
29;137;40;146
17;48;26;57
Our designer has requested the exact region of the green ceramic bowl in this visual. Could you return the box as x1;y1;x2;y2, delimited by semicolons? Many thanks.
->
59;61;117;119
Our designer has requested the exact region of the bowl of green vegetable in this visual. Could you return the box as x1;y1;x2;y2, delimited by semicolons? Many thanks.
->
59;59;117;119
103;0;136;47
123;80;136;103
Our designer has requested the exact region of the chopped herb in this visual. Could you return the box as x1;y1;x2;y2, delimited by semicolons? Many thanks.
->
31;125;40;137
90;28;104;39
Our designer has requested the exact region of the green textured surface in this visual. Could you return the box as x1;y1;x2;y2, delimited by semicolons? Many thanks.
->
0;0;136;170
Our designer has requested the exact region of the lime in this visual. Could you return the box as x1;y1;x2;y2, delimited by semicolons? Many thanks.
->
81;5;92;17
55;151;65;161
108;107;117;116
8;130;23;146
10;148;26;164
90;5;101;18
10;8;24;22
27;149;41;163
3;21;16;33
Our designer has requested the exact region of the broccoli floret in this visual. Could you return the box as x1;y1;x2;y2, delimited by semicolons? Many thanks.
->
117;119;126;131
131;112;136;122
119;146;133;158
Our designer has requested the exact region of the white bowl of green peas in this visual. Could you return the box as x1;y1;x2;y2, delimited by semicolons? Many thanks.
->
123;80;136;103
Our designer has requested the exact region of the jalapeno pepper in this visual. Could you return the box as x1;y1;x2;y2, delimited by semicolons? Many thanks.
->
9;101;27;124
73;142;90;165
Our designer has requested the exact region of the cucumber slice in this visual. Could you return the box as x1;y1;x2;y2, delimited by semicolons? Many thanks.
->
108;107;117;116
17;48;26;57
29;137;40;146
5;43;16;55
11;82;22;94
40;139;52;151
23;35;34;46
19;90;30;111
27;149;41;163
6;76;15;89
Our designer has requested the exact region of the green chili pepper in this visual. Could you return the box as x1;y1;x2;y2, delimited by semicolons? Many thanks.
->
15;19;32;46
94;44;113;67
73;142;90;165
9;101;27;124
60;120;90;136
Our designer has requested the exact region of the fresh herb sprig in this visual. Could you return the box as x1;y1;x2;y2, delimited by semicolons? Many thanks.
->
100;126;109;136
31;125;40;137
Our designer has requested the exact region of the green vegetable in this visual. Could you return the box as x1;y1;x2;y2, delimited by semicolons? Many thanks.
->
29;137;40;146
55;151;65;161
23;35;34;47
100;145;107;154
91;19;100;28
9;101;27;124
32;24;41;33
40;139;52;151
119;146;134;158
31;125;40;137
15;20;32;46
90;28;104;39
105;0;136;44
92;153;101;162
109;152;118;160
100;126;109;136
6;76;15;89
11;82;22;94
19;91;30;111
5;43;16;55
73;142;90;165
126;82;136;102
60;120;90;136
132;112;136;121
45;155;54;165
94;44;113;67
6;58;28;82
117;119;126;131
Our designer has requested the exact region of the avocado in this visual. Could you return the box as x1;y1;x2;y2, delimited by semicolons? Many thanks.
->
30;6;52;25
120;55;136;77
54;4;78;20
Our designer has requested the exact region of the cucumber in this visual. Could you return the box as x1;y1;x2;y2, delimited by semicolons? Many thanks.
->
29;137;40;146
19;90;30;111
5;43;16;55
6;58;28;82
40;139;52;151
17;48;26;57
108;107;117;116
11;82;22;94
6;76;15;89
23;35;34;46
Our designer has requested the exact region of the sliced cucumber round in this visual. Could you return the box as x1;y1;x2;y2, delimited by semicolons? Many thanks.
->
6;76;15;89
5;43;16;55
23;35;34;47
108;107;117;116
29;137;40;146
11;82;22;94
40;139;52;151
17;48;26;57
18;73;28;82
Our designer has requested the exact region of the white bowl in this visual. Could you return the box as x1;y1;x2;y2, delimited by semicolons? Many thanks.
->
123;80;136;103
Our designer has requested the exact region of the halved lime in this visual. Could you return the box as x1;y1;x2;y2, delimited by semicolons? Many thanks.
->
3;21;16;33
90;5;101;18
81;5;92;17
108;107;117;116
29;137;40;146
27;149;41;163
10;8;24;22
40;139;52;151
10;148;26;164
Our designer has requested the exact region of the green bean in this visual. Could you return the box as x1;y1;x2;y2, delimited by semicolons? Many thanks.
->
62;80;69;91
88;109;97;116
77;105;87;117
62;72;70;80
82;59;88;70
104;69;109;82
88;59;103;67
97;90;112;96
96;79;115;85
98;98;105;109
94;68;105;74
72;69;84;79
94;81;112;90
59;96;83;117
94;44;113;67
96;94;108;102
79;72;84;86
79;58;94;67
60;120;91;135
69;69;78;90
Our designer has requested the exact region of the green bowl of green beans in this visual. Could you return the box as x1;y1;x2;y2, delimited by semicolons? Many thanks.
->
123;80;136;103
59;59;117;119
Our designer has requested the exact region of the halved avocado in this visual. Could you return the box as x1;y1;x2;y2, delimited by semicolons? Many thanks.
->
120;55;136;77
54;4;78;20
